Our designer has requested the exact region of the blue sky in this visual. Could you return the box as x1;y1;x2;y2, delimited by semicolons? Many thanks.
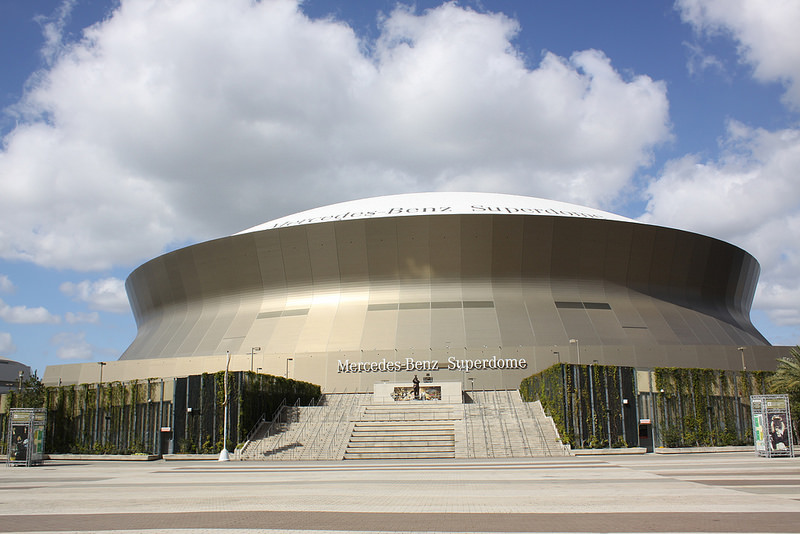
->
1;0;799;376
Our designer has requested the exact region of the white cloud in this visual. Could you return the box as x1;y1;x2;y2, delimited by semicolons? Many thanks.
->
51;331;93;361
60;278;129;313
0;0;670;271
667;1;800;342
0;332;16;356
683;41;726;78
641;121;800;332
677;0;800;109
0;275;14;294
34;0;78;66
65;311;100;324
0;297;60;324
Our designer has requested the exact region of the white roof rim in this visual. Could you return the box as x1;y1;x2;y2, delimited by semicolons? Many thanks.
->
237;192;636;234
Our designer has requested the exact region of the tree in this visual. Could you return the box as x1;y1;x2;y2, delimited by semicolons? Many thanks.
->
769;345;800;443
770;346;800;393
10;372;46;409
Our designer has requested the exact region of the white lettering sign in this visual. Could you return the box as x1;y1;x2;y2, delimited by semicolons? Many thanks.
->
266;205;608;230
336;356;527;373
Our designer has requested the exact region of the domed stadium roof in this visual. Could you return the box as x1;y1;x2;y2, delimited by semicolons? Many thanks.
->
238;192;636;234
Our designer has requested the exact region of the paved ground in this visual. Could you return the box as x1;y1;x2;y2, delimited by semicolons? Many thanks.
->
1;452;800;533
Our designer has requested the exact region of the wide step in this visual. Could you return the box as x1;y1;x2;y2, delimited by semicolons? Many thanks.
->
344;413;457;460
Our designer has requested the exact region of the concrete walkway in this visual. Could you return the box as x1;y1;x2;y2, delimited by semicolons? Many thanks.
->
1;452;799;533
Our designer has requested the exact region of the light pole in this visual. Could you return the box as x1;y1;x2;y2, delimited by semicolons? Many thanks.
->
95;362;106;447
285;358;293;379
219;351;231;462
738;346;746;372
18;370;24;392
250;347;261;372
569;339;580;365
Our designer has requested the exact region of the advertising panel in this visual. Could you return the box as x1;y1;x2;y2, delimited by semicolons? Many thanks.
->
750;395;794;458
5;409;46;466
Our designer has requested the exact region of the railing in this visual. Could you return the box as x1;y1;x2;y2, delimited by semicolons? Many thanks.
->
251;399;292;458
237;399;286;459
462;401;472;458
474;391;493;457
505;389;532;456
489;390;511;457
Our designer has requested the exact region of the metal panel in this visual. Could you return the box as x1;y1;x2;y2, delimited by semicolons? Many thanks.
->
430;308;466;350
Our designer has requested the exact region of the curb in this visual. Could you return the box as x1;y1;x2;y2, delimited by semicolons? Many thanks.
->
162;454;221;461
572;447;647;456
654;446;754;454
46;454;160;461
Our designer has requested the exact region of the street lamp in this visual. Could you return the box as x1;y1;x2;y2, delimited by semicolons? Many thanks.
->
219;351;231;462
569;339;580;365
286;358;293;379
738;346;746;372
98;361;106;383
250;347;261;372
18;370;24;392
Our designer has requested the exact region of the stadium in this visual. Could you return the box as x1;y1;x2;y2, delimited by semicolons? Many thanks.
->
44;192;783;390
0;357;30;394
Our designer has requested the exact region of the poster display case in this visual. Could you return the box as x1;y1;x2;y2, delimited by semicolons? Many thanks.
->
6;409;46;466
751;395;794;458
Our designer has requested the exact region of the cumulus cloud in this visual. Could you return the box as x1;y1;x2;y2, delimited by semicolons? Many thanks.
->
0;275;14;294
51;331;93;361
60;278;129;313
65;311;100;324
0;298;60;324
677;0;800;109
0;332;16;356
641;121;800;329
640;2;800;338
0;0;670;271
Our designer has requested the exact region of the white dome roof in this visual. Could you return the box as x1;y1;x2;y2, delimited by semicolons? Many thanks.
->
238;192;635;234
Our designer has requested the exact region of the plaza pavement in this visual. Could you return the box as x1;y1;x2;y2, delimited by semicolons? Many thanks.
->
1;452;800;533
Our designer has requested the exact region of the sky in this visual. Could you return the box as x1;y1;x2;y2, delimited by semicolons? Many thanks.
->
1;0;799;376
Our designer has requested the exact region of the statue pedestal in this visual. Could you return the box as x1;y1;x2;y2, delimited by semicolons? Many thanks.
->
373;381;463;403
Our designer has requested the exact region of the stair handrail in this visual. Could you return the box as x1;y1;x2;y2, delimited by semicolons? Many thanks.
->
296;401;333;459
533;400;557;456
338;389;362;459
300;390;338;460
506;389;533;457
243;412;267;443
462;401;472;458
248;398;287;458
492;390;512;457
475;390;493;457
258;398;292;459
524;398;553;457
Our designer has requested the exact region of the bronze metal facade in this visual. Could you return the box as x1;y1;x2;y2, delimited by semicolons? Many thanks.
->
120;211;781;391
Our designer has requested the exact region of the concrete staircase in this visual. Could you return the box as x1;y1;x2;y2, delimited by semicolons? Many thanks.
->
464;390;569;457
344;403;457;459
236;390;569;460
